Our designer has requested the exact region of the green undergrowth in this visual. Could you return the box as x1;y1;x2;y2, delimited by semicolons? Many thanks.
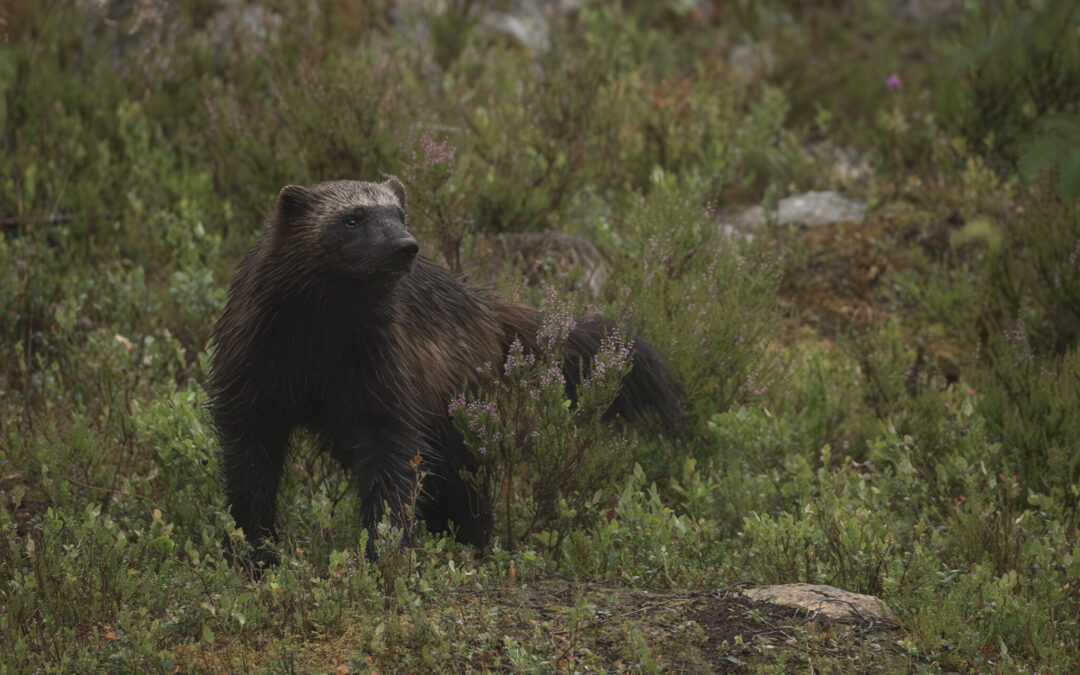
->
2;1;1079;672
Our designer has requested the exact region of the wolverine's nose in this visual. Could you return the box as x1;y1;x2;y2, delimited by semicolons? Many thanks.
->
395;237;419;259
394;237;419;271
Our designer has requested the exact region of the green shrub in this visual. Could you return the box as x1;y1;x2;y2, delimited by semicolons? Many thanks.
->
453;287;634;552
613;181;783;421
933;0;1080;168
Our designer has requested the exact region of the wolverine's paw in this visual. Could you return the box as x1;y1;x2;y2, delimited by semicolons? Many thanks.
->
250;545;281;572
226;539;280;579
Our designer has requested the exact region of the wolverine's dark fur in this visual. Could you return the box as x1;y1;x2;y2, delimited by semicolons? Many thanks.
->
208;178;681;566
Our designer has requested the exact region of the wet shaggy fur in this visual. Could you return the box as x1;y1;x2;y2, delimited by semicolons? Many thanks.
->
208;178;681;565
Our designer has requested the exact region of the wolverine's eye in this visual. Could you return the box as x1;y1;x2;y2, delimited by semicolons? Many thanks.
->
345;217;360;229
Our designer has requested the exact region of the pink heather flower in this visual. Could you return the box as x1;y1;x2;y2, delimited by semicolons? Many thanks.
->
539;364;566;389
504;339;536;374
1003;312;1034;364
589;332;633;383
420;131;456;164
447;392;466;415
401;130;457;181
463;399;497;433
645;235;659;261
886;73;901;91
537;285;576;352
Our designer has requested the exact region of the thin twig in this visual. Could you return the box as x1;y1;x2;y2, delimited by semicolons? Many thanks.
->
1;212;117;229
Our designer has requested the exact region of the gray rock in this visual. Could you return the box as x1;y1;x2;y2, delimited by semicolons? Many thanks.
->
79;0;282;78
472;231;608;299
727;42;778;81
729;191;867;230
719;223;756;244
483;5;550;52
809;143;874;187
204;1;282;50
481;0;588;53
742;583;897;627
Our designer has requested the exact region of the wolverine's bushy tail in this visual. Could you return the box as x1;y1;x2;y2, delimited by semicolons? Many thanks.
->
564;319;684;434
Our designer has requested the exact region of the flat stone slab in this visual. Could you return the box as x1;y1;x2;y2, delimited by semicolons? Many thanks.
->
741;583;896;627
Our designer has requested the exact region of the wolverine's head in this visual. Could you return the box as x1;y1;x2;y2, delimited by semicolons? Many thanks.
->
270;177;418;281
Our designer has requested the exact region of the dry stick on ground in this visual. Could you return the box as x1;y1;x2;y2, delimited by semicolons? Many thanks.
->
1;214;71;229
1;213;118;229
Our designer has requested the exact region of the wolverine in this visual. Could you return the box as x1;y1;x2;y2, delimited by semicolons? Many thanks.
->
208;177;680;567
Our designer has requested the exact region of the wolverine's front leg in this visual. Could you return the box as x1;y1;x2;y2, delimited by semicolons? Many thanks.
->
330;415;429;558
218;418;291;570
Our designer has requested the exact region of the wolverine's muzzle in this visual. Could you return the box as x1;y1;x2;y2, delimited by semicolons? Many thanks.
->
393;237;419;272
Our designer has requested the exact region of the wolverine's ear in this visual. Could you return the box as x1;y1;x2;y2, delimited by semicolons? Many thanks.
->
275;185;313;221
384;176;407;211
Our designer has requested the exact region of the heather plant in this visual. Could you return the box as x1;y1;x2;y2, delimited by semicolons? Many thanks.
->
396;130;470;270
932;0;1080;169
992;199;1080;352
613;181;784;422
442;39;623;233
978;334;1080;498
1019;114;1080;200
845;318;918;420
203;39;412;241
452;287;634;552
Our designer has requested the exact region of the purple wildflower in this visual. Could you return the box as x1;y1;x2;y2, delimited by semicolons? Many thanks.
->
538;364;566;389
589;331;634;383
537;285;576;352
448;392;466;415
1003;312;1034;364
401;130;457;181
504;338;536;374
886;73;901;91
463;399;497;433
